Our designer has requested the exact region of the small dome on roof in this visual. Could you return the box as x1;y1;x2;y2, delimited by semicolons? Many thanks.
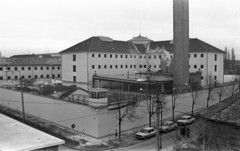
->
128;34;153;44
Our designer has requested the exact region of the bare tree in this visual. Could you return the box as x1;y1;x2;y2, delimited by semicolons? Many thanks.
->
113;90;141;139
214;81;227;102
189;85;202;116
205;74;215;108
228;78;239;97
143;94;157;127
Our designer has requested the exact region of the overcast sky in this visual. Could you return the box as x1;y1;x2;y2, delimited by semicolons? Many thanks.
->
0;0;239;58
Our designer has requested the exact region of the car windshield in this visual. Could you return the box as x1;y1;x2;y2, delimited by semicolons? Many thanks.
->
180;117;188;120
162;123;169;126
140;129;148;133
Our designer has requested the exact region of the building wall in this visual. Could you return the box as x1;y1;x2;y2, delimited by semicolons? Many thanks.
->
61;52;88;90
0;65;61;80
62;52;163;90
189;52;224;86
62;51;224;90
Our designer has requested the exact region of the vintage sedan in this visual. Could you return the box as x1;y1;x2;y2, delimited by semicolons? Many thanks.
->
177;115;195;126
135;127;156;140
159;121;178;132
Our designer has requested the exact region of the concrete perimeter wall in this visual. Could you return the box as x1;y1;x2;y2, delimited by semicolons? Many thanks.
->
0;85;233;138
0;88;99;137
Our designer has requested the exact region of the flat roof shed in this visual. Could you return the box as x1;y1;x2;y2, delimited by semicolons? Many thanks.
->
0;114;65;151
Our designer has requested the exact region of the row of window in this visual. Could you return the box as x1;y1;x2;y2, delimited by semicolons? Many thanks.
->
0;74;61;80
90;64;161;70
190;65;218;71
0;66;60;71
73;53;219;61
190;54;218;61
72;65;161;72
74;64;218;71
73;54;170;61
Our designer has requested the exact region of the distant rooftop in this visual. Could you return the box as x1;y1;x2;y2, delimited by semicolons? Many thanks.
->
0;58;61;66
10;53;61;59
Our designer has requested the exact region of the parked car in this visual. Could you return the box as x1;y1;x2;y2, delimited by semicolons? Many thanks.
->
177;115;195;126
159;121;178;132
135;127;156;140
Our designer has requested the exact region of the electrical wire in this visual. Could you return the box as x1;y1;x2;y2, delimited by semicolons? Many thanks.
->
54;112;108;123
0;98;74;105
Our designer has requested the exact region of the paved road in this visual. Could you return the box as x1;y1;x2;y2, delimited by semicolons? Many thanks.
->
125;118;202;151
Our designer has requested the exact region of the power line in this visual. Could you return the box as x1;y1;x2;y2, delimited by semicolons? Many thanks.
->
0;98;72;105
54;112;108;123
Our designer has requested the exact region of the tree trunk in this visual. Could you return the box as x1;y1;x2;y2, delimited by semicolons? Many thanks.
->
149;98;152;127
172;106;175;121
207;97;209;108
149;114;152;127
192;102;195;116
119;119;122;139
219;95;222;103
207;87;211;108
118;101;122;139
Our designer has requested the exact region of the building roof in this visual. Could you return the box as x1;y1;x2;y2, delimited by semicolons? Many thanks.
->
1;58;61;66
0;114;64;151
60;36;225;54
10;53;61;58
200;94;240;126
93;74;172;84
151;38;225;54
10;54;52;58
60;36;137;54
0;58;8;65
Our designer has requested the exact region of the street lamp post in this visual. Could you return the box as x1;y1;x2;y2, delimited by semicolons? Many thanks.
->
4;70;25;122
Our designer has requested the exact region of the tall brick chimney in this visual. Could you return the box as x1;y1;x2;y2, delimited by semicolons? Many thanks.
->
173;0;189;86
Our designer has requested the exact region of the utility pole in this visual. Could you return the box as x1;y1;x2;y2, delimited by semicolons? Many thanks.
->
4;70;25;122
156;93;163;151
160;95;163;150
156;94;160;151
20;77;25;122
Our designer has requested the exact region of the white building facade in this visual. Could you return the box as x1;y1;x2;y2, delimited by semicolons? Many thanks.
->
60;36;225;90
0;58;61;80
